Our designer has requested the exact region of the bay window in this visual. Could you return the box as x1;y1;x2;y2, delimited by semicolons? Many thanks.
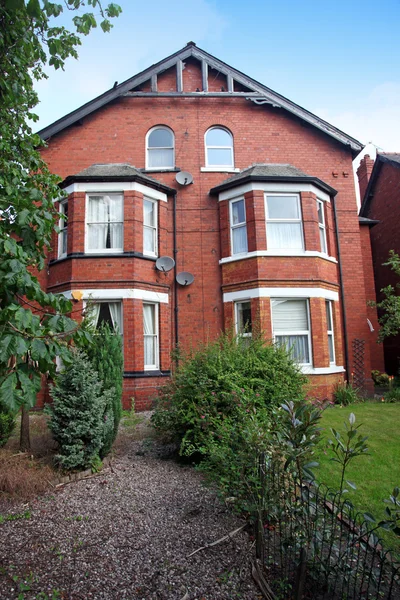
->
143;303;159;370
143;198;157;256
86;193;123;253
266;194;304;250
272;298;311;364
230;198;248;255
58;200;68;258
317;199;327;253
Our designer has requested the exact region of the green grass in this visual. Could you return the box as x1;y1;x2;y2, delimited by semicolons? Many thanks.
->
315;402;400;554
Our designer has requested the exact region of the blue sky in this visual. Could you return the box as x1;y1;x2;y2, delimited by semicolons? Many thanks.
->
35;0;400;152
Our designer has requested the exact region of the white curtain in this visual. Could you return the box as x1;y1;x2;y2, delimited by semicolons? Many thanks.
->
232;225;248;254
88;303;100;328
148;148;174;168
267;222;303;250
272;299;309;363
109;302;122;333
143;304;156;367
88;195;123;250
275;335;309;363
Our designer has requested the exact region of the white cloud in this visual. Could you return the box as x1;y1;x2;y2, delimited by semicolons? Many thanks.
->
314;82;400;152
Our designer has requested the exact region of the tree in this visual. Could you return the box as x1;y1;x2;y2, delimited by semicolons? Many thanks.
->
374;251;400;342
0;0;121;450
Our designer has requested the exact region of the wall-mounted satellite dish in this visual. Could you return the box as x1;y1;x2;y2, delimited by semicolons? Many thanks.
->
155;256;175;272
176;271;194;286
175;171;194;186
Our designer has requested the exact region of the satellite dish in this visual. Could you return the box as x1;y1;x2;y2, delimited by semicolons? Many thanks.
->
155;256;175;272
176;271;194;286
175;171;194;186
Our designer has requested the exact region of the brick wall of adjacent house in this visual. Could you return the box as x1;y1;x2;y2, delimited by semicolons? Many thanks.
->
359;156;400;374
38;62;381;407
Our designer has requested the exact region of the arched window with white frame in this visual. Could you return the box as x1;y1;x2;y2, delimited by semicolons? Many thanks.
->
205;127;234;168
146;126;174;170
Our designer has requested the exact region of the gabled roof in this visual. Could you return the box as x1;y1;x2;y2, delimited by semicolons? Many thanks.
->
38;42;363;156
61;163;175;194
209;163;337;196
360;153;400;216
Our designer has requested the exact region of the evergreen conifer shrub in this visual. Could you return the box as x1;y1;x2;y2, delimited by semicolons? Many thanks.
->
0;400;16;447
84;322;123;457
47;351;113;470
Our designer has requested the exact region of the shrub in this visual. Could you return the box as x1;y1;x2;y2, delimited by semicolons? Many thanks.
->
371;370;390;387
382;387;400;403
0;400;16;447
46;350;113;470
84;322;123;457
152;333;307;456
333;381;361;406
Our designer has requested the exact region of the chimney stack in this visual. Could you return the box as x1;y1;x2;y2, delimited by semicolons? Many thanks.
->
357;154;375;202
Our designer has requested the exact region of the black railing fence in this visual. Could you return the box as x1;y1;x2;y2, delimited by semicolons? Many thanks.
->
253;454;400;600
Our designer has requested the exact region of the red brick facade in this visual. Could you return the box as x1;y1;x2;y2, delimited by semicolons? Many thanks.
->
359;154;400;374
37;45;382;408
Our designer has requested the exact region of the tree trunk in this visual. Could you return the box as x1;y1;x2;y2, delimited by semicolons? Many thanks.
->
20;404;31;452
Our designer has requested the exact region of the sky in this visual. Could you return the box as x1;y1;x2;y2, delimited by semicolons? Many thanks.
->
35;0;400;155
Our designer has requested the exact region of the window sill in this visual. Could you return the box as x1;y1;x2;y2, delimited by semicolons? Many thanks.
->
219;250;337;265
124;370;170;378
142;168;181;173
49;252;157;264
301;365;345;375
201;167;240;173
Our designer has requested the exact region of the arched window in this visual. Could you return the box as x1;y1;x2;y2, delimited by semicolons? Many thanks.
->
205;127;234;168
146;126;174;169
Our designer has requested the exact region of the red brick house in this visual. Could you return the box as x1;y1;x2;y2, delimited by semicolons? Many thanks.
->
37;42;383;409
358;153;400;375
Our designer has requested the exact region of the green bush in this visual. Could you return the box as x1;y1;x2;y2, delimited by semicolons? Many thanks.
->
333;381;361;406
152;333;307;456
371;370;390;387
0;400;16;447
382;387;400;403
84;322;123;457
46;350;113;470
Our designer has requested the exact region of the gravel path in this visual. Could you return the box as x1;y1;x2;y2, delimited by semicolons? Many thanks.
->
0;416;260;599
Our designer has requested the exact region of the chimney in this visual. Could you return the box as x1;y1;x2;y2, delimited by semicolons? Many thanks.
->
357;154;375;202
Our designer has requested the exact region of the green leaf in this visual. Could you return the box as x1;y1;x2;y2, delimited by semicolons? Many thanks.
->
363;512;376;523
0;374;19;412
31;338;47;360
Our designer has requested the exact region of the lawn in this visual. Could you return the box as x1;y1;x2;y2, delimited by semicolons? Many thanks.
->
314;402;400;554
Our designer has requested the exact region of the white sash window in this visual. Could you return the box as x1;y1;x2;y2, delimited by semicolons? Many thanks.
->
272;298;311;364
143;303;159;370
266;194;304;251
230;198;248;255
86;194;123;253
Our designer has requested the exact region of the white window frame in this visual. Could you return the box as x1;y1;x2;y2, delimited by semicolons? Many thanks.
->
143;303;159;370
229;197;248;255
85;193;124;254
146;126;175;170
265;193;304;251
317;199;327;254
271;298;312;366
58;200;68;258
143;198;158;257
235;300;252;339
326;300;335;364
205;127;234;168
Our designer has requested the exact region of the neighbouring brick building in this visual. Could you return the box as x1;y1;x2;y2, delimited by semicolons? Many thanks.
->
358;153;400;374
37;43;383;410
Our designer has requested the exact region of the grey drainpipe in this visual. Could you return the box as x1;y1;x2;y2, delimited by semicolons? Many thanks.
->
332;194;350;382
172;190;179;356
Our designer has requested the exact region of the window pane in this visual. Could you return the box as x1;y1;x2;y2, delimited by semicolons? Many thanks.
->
144;226;155;253
272;299;308;331
144;337;155;366
268;222;303;249
328;335;334;363
144;200;155;226
148;148;174;168
206;128;232;146
317;201;324;225
232;200;245;225
61;229;67;255
267;196;300;219
326;301;332;330
148;128;173;148
232;226;247;254
237;302;252;334
276;335;310;363
97;303;114;329
319;227;327;253
207;148;233;166
143;304;155;334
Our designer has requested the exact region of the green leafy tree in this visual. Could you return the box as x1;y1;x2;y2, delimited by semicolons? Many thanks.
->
85;322;123;457
374;251;400;342
0;1;121;450
46;350;112;470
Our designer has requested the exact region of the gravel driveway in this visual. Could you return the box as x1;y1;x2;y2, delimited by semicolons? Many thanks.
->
0;415;260;599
